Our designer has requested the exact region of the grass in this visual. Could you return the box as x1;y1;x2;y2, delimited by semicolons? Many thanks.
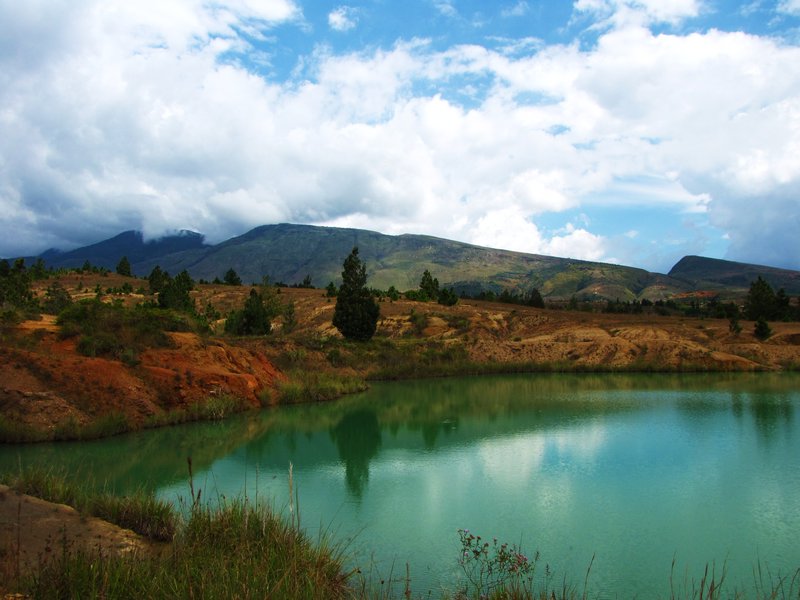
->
0;468;353;599
0;395;252;443
1;469;798;599
1;468;177;541
274;369;369;404
143;393;253;428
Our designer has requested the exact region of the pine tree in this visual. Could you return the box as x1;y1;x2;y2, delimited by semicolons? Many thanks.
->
116;256;132;277
332;247;379;341
223;268;242;286
419;269;440;301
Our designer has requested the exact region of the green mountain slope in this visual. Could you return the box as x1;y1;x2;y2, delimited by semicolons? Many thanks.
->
669;255;800;295
134;223;691;299
30;223;800;300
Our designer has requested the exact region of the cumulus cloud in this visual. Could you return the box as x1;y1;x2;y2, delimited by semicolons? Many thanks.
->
0;0;799;271
328;6;358;31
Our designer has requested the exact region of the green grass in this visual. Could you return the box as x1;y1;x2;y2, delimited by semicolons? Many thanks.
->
1;470;798;599
1;468;177;541
1;472;352;599
0;395;252;443
274;370;369;404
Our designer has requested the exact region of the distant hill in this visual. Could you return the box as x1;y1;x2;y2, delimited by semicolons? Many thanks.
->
37;230;208;272
669;255;800;295
26;223;800;300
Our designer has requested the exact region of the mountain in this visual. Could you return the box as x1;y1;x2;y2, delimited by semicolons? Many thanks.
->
669;256;800;295
28;223;800;300
37;230;208;272
132;223;689;300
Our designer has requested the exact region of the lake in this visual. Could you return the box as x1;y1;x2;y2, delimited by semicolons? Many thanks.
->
2;373;799;598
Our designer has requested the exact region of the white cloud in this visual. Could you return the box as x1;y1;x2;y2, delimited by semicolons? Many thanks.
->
328;6;357;32
501;1;529;18
0;0;799;270
433;0;458;18
574;0;703;27
778;0;800;15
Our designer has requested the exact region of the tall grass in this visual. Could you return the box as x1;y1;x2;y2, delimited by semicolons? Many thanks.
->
1;468;354;599
1;468;798;599
1;468;177;541
274;369;368;404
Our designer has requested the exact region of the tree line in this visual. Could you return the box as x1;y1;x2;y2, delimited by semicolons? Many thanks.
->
4;250;799;345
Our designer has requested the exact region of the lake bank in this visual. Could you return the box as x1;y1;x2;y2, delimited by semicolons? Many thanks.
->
3;283;800;443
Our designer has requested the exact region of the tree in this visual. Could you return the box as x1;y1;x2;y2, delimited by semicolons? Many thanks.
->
148;266;170;294
283;300;297;333
745;276;777;320
0;258;33;308
223;268;242;286
527;288;545;309
419;269;440;301
116;256;132;277
437;287;459;306
42;281;73;315
158;270;195;312
225;288;273;335
332;247;379;341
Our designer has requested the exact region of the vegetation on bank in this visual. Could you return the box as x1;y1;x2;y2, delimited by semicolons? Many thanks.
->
2;250;800;445
0;393;253;444
0;469;352;599
1;469;798;600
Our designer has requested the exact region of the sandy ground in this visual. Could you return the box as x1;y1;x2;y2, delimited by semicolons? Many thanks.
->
0;484;155;595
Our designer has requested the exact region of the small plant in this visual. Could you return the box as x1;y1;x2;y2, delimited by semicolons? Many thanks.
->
408;309;428;334
754;317;772;341
457;529;535;596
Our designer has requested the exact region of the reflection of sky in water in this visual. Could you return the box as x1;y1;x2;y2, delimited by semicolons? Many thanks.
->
2;373;799;598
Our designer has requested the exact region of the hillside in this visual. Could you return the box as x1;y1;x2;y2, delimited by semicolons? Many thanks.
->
3;271;800;444
669;255;800;294
21;223;800;301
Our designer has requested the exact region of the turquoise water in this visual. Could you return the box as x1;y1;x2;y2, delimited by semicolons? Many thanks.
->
2;373;799;597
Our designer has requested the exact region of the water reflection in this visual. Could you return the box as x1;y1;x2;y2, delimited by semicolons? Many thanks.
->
2;372;799;598
330;409;382;497
750;393;793;443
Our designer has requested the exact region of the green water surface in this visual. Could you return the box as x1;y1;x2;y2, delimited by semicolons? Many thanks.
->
2;372;799;598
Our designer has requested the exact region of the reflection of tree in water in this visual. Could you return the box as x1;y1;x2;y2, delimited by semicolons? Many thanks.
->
749;394;793;443
330;409;382;497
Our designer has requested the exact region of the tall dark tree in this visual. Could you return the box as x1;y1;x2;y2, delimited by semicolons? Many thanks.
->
745;276;777;320
419;269;440;301
116;256;132;277
148;265;170;294
225;289;273;335
332;247;379;341
223;268;242;286
158;270;195;312
527;288;545;309
0;258;33;308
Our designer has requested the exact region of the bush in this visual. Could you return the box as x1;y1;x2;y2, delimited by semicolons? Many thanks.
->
754;317;772;341
225;287;281;335
57;300;196;361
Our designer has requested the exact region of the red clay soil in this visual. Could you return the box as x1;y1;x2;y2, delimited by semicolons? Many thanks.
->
0;326;283;435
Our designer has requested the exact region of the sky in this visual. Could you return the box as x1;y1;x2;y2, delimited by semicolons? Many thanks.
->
1;0;799;273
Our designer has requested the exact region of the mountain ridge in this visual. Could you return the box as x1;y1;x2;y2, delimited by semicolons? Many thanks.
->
21;223;800;300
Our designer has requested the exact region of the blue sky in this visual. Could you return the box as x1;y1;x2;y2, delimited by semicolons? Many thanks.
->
1;0;799;272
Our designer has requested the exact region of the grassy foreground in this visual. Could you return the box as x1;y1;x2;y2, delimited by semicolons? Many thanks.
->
2;470;799;599
0;468;353;599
